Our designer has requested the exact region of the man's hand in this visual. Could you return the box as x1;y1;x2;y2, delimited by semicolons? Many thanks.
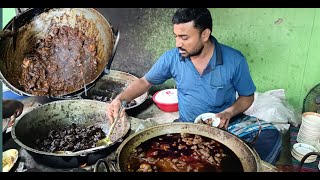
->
106;98;125;124
215;94;254;129
3;100;24;119
215;111;233;129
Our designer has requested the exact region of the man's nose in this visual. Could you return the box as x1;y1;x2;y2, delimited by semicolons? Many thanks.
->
176;39;182;48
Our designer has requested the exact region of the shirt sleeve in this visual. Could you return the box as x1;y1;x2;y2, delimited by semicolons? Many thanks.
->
144;53;173;85
232;55;256;96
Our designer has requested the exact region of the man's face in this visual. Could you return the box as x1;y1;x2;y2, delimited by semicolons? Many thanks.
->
173;21;204;58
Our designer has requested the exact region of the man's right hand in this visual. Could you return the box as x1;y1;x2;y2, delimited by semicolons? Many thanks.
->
106;98;125;124
106;77;152;123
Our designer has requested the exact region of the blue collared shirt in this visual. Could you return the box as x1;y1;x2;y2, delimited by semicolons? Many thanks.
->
145;36;256;122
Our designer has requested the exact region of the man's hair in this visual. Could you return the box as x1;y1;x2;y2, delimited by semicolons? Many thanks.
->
172;8;212;33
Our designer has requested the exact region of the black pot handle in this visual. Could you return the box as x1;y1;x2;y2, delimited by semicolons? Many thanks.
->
94;159;110;172
104;27;120;75
94;158;118;172
248;117;262;145
236;117;262;148
297;152;320;172
16;8;31;15
0;14;18;50
224;117;262;148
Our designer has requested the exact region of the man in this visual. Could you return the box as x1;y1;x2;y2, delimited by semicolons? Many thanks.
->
107;8;282;165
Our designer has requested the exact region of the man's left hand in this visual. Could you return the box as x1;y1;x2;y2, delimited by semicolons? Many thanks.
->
215;111;233;129
3;100;24;119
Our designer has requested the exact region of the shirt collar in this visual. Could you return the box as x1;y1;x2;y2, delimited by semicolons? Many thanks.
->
212;35;223;66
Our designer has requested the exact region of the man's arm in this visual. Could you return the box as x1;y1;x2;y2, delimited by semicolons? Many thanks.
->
107;77;152;122
116;77;152;102
216;94;254;129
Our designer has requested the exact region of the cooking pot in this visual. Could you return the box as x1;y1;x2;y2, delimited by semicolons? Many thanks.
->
11;99;130;168
0;8;117;98
95;123;265;172
83;70;148;110
34;70;149;112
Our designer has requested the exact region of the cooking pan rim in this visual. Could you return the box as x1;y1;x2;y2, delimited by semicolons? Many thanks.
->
116;122;255;150
11;99;130;157
115;122;262;172
0;8;115;98
91;69;149;110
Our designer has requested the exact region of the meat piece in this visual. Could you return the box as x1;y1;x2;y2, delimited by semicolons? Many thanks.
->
35;123;106;152
154;158;180;172
20;25;99;96
127;133;239;172
136;163;153;172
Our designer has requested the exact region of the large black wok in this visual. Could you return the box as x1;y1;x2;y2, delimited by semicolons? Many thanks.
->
0;8;116;98
97;123;266;172
11;99;130;168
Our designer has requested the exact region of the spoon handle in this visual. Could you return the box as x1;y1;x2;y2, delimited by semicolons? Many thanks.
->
106;100;127;139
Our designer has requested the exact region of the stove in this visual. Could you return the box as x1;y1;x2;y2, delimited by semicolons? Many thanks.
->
2;96;165;173
2;113;152;172
5;144;117;172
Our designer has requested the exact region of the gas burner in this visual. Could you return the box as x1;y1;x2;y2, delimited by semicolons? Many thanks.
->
15;160;95;172
14;148;116;172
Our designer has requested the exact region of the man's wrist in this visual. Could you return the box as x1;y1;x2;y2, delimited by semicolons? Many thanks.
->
224;107;236;118
115;95;129;102
115;95;123;101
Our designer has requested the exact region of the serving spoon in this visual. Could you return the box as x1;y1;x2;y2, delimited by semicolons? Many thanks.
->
54;101;126;154
96;100;127;147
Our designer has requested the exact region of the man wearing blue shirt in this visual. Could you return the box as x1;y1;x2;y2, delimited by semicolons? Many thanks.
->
107;8;282;165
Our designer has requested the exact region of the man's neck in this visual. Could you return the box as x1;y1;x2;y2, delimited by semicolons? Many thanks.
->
191;41;214;62
190;41;215;75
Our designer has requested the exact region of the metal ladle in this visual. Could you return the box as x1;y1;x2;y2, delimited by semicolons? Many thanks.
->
96;100;127;147
54;101;127;154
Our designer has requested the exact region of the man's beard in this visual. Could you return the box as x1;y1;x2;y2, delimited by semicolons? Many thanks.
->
180;45;204;58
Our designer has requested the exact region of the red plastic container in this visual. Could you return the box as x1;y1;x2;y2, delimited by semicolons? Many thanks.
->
152;89;178;112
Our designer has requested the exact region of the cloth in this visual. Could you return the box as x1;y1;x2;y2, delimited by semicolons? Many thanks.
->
228;114;282;165
289;126;320;172
145;35;256;122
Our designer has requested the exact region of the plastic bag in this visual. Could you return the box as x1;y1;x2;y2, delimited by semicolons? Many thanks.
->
243;89;300;131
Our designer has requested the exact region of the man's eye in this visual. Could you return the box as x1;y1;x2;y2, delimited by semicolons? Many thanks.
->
181;36;188;40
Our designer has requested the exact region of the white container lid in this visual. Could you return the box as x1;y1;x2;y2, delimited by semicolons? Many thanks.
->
293;143;318;155
154;89;178;104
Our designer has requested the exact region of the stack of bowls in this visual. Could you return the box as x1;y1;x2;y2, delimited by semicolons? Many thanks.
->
297;112;320;146
291;143;318;163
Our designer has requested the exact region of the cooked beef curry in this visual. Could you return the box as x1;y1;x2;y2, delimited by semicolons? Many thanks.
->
127;133;243;172
20;25;99;96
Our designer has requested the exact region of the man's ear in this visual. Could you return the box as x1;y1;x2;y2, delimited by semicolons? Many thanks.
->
202;29;211;41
